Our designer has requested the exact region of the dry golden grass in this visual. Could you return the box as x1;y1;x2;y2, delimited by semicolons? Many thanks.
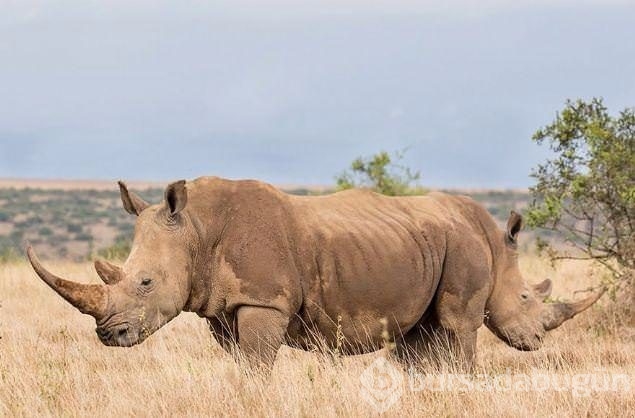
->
0;257;633;417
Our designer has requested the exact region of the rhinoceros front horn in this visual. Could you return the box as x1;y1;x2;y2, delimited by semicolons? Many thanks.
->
541;287;606;331
26;245;108;319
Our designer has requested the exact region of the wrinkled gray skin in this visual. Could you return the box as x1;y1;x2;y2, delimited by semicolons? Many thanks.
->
27;177;605;369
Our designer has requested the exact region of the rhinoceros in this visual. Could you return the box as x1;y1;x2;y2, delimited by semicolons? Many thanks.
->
26;177;604;369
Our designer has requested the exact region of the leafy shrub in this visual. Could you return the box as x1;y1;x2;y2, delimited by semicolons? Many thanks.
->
75;232;93;242
67;224;83;233
336;150;425;196
0;246;20;263
527;98;634;314
38;227;53;236
97;239;131;261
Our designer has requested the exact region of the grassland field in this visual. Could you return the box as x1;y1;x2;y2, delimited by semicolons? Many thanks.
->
0;182;632;416
0;257;633;417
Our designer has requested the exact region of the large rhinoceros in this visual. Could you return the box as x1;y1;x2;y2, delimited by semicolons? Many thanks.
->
26;177;604;369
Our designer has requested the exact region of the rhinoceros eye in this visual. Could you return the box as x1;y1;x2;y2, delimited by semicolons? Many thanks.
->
520;292;529;301
141;278;153;287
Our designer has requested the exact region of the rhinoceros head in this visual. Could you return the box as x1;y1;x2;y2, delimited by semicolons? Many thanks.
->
27;180;195;347
484;211;605;351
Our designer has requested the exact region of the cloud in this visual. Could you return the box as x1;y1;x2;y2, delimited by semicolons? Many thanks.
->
1;0;633;187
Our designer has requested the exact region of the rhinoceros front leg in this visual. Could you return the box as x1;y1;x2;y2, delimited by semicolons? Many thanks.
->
434;289;487;371
437;327;478;371
395;323;478;372
207;313;237;354
236;306;289;369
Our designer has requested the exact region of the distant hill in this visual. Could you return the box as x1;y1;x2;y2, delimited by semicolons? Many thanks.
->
0;180;541;261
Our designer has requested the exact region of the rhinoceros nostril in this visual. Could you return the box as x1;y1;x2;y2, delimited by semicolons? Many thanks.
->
117;327;129;338
96;327;111;339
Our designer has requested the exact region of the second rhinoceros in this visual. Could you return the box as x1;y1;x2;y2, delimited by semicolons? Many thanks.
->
27;177;604;369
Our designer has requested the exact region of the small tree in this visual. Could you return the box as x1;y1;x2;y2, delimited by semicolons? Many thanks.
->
526;98;634;300
336;150;424;196
96;238;132;261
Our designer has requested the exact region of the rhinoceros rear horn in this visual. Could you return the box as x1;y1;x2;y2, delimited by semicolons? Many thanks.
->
118;181;150;216
533;278;553;301
26;245;108;319
94;259;123;285
541;287;606;331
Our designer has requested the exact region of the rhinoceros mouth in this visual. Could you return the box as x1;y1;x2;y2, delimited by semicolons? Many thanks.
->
487;325;544;352
512;336;543;352
96;324;145;347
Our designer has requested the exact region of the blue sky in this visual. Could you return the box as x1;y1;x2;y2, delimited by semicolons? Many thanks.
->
1;0;633;188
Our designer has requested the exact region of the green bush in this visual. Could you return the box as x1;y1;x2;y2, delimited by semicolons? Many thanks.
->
527;98;634;299
38;227;53;236
336;150;425;196
67;224;83;233
0;246;20;263
75;232;93;242
97;239;131;261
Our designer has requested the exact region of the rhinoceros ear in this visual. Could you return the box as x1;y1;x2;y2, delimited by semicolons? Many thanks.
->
165;180;187;216
118;181;150;216
506;211;523;245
